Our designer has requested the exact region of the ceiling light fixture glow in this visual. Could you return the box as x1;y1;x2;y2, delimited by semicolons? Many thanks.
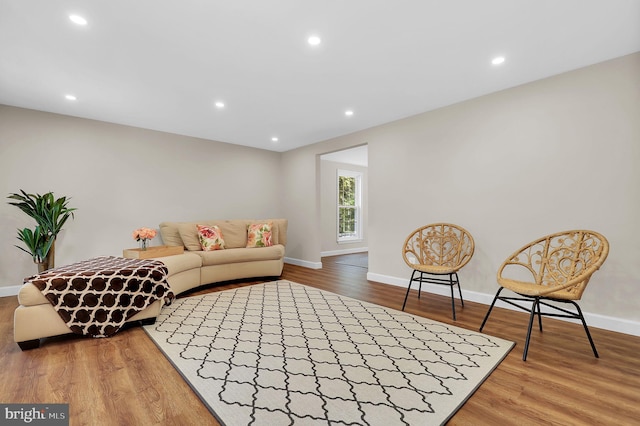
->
492;56;506;65
69;14;87;26
215;101;225;108
307;35;321;46
271;137;279;142
345;110;354;117
65;94;77;101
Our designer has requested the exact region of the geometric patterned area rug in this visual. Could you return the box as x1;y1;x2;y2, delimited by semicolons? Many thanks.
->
144;281;513;426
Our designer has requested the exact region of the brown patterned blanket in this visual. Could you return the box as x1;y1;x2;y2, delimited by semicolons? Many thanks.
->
25;256;173;337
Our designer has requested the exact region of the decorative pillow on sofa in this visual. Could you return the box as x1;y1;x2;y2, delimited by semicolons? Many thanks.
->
197;224;226;251
246;222;273;248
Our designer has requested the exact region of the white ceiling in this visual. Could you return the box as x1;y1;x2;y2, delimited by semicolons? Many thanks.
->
1;1;639;153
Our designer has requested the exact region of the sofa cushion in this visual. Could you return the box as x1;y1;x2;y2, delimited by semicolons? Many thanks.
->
177;223;201;251
266;219;286;246
159;221;184;247
195;245;285;266
153;252;202;276
244;219;283;246
216;220;250;249
197;224;226;250
246;222;274;247
18;282;49;306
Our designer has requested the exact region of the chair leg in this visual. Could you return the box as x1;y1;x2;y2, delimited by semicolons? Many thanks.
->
402;270;418;311
479;287;503;332
522;297;540;361
570;301;599;358
455;272;464;307
537;299;543;332
448;272;463;321
449;274;456;321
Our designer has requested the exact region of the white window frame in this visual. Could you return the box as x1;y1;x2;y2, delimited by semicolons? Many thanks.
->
337;169;363;243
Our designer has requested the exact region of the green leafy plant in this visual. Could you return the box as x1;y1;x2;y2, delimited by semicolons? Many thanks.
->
15;226;55;263
8;190;77;271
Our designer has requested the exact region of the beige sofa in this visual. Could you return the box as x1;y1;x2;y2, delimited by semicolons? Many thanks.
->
14;219;287;349
156;218;287;295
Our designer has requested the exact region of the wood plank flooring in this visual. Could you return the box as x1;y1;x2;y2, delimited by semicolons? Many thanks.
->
1;253;639;425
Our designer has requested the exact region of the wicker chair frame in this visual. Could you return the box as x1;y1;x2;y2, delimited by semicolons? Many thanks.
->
480;229;609;361
401;223;475;320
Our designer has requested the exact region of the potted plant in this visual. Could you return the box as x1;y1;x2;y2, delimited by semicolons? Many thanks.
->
8;190;77;272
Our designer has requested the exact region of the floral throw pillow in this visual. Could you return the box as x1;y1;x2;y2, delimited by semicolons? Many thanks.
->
197;224;226;251
246;223;273;248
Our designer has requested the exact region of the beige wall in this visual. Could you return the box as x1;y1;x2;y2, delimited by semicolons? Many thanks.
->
2;52;638;332
281;132;375;268
282;52;640;330
0;106;282;289
320;159;368;255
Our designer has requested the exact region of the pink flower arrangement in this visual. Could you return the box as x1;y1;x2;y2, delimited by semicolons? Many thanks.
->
132;227;157;249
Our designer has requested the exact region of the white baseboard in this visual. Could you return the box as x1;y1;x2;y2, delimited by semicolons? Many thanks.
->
320;248;368;257
284;257;323;270
366;272;640;337
0;285;21;297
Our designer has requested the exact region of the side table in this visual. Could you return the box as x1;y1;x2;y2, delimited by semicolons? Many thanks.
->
122;245;184;259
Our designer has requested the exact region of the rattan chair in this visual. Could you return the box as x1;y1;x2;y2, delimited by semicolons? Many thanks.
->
401;223;475;320
480;230;609;361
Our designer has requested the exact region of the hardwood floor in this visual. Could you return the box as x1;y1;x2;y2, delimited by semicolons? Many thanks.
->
2;253;639;425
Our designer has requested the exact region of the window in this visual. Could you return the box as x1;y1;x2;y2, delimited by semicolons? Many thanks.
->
337;169;362;242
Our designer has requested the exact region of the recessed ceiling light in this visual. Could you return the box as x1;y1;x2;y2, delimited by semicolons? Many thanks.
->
214;101;225;108
271;137;279;142
492;56;506;65
307;35;321;46
69;14;87;26
65;94;77;101
345;110;354;117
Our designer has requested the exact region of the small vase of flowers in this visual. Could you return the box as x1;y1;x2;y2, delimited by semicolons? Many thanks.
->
133;227;157;250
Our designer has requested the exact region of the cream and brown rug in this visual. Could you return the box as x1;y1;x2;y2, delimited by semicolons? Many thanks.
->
144;281;513;425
